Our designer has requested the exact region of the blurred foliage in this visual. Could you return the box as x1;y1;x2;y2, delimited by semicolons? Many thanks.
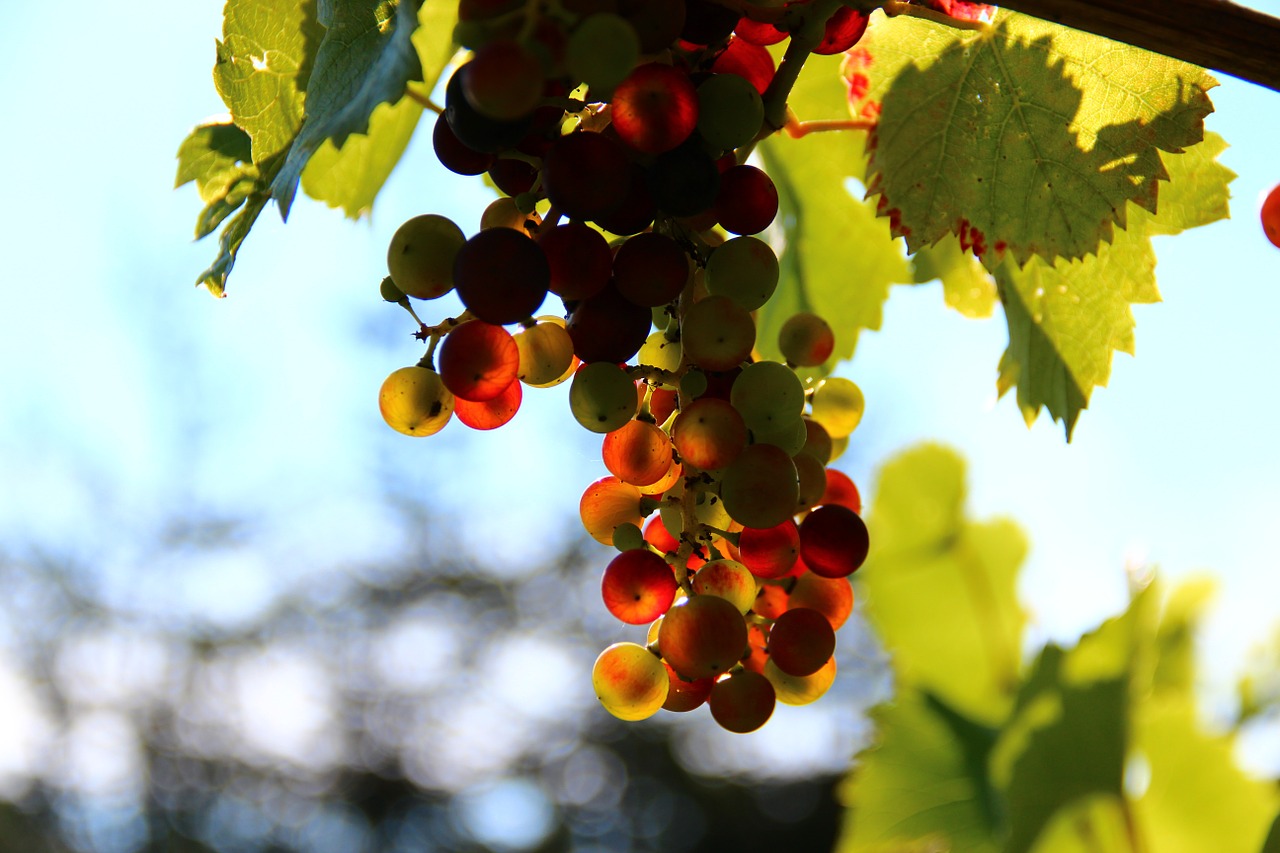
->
838;445;1280;853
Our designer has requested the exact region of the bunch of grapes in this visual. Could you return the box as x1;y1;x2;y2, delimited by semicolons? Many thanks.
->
376;0;873;733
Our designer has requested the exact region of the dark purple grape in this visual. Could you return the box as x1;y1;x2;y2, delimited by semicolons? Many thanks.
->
543;131;631;221
681;0;741;45
715;164;778;234
647;140;720;218
567;282;652;363
444;65;535;154
433;113;495;176
539;222;612;301
594;162;657;235
613;232;689;307
488;158;538;196
454;228;550;324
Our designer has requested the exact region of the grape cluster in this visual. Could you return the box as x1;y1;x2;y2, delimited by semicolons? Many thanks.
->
376;0;873;733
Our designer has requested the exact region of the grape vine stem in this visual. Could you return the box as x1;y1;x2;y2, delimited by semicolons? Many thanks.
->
991;0;1280;93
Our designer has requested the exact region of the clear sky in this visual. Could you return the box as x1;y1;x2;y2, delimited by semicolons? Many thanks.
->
0;0;1278;775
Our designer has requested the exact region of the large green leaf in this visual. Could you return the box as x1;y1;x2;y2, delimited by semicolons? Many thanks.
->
860;445;1027;725
753;56;909;374
993;133;1233;437
860;11;1216;267
213;0;324;164
175;120;261;239
300;0;459;217
837;690;1002;853
271;0;425;217
910;235;998;319
1134;697;1279;853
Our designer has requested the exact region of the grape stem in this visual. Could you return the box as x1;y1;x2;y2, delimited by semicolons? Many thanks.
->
760;0;845;133
880;0;991;31
403;84;443;114
784;116;877;138
626;364;682;387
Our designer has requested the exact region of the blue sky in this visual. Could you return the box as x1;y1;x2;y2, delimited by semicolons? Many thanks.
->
0;0;1278;773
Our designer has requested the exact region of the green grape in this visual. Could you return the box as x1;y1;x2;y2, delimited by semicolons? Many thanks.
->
612;521;646;552
764;657;836;706
691;559;757;613
386;214;466;300
570;362;638;433
514;317;576;387
679;369;708;399
696;73;765;153
719;443;799;529
809;376;864;439
379;276;407;304
681;295;756;371
378;366;455;437
566;13;640;96
749;414;807;455
704;236;778;311
730;361;805;433
592;642;669;721
637;330;682;377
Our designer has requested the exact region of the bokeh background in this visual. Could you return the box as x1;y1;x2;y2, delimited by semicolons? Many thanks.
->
0;1;1278;850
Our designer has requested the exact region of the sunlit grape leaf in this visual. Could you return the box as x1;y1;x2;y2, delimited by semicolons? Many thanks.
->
1134;697;1279;853
271;0;426;217
860;445;1026;724
175;120;262;239
1149;576;1216;698
753;57;909;374
910;235;997;319
1024;793;1129;853
860;10;1216;267
301;0;459;217
836;689;1001;853
994;133;1233;437
213;0;324;164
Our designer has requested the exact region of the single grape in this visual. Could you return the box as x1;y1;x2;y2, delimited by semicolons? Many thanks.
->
734;17;786;46
801;418;833;465
704;236;779;311
453;228;550;324
662;662;715;712
767;607;835;676
671;397;747;471
691;559;757;613
749;414;808;456
602;549;679;624
580;475;646;545
793;450;828;511
614;232;691;308
611;64;699;154
487;157;539;197
809;376;864;439
453;377;521;429
696;73;764;153
752;582;788;620
708;669;776;733
814;6;869;55
719;443;799;529
778;312;835;366
539;222;612;301
378;366;455;437
594;161;658;236
681;294;756;371
819;468;862;513
765;656;836;706
461;39;545;120
480;196;539;233
658;594;749;680
1262;182;1280;249
543;131;631;221
432;112;495;176
444;65;534;153
640;457;683;498
715;164;779;235
649;385;679;425
379;276;407;304
647;142;721;218
437;320;520;402
602;418;674;487
681;0;741;44
710;36;775;96
386;214;466;301
592;642;669;721
566;13;640;96
514;317;576;387
612;521;647;553
799;504;869;578
637;331;682;376
570;362;640;433
567;283;653;364
788;572;854;630
737;520;799;579
730;361;806;433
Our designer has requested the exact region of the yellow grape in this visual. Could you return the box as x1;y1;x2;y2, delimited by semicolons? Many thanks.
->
691;559;757;613
515;316;577;388
378;366;454;437
386;214;466;300
809;377;864;439
592;642;668;721
764;656;836;706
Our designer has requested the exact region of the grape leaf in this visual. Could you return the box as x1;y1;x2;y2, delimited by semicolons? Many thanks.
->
910;235;997;319
213;0;324;164
301;0;459;217
754;56;909;373
859;11;1216;266
860;445;1027;725
836;689;1001;853
994;133;1233;437
175;120;261;239
270;0;426;217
